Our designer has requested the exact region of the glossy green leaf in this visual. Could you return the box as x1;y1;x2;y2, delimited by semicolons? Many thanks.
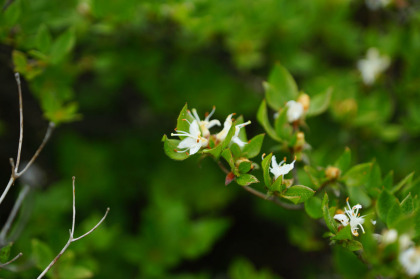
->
237;160;252;174
282;185;315;204
36;24;52;53
306;87;332;117
376;189;397;223
221;124;237;150
332;225;352;241
242;134;265;159
202;144;223;159
387;202;404;228
162;135;189;161
383;171;394;190
261;153;273;188
304;196;323;219
400;193;414;215
236;174;259;186
342;240;364;252
176;103;193;139
322;193;338;234
341;163;372;187
50;28;76;64
274;107;292;141
334;147;351;173
270;176;285;192
392;172;414;194
257;100;282;141
264;63;298;110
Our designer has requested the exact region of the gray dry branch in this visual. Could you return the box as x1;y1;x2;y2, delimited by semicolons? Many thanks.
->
37;177;110;279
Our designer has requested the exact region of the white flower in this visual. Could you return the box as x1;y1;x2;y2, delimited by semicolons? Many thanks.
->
366;0;391;10
382;229;398;245
188;106;221;138
231;120;251;149
286;100;304;123
216;113;235;142
399;247;420;277
400;234;414;251
171;119;208;155
334;197;366;237
269;155;295;180
357;48;390;85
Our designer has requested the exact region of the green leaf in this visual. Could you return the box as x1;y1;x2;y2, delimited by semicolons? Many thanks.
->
36;24;52;53
221;124;236;150
12;50;27;74
376;190;397;223
32;239;54;270
264;63;298;110
322;193;338;234
237;160;252;174
242;134;265;159
282;185;315;204
342;240;364;252
261;153;273;188
257;100;282;141
387;203;404;228
202;144;223;159
334;246;367;279
392;172;414;194
236;174;259;186
59;266;93;279
222;149;238;175
341;163;372;187
274;107;293;141
306;87;332;117
270;176;285;192
383;171;394;190
176;103;193;138
332;225;352;241
334;147;351;173
3;0;21;25
401;193;414;215
366;162;382;197
162;135;189;161
50;28;76;64
304;196;323;219
304;165;322;188
0;242;12;263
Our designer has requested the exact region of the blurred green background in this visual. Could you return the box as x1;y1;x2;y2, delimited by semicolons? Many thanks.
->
0;0;420;278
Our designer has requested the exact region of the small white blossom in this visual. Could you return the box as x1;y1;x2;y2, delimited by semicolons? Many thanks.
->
366;0;391;10
188;106;221;138
269;155;295;180
357;48;390;85
231;121;251;149
382;229;398;245
171;119;208;155
216;113;235;142
334;197;367;237
400;234;414;251
399;247;420;277
286;100;304;123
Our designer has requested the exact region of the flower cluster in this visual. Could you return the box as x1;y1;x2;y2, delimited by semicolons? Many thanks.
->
334;197;367;237
275;94;310;123
269;155;296;181
171;107;251;155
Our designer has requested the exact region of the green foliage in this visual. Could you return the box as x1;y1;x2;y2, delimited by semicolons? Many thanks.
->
264;64;298;111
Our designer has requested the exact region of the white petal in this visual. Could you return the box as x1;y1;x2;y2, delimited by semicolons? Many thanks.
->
334;214;349;226
189;143;201;155
206;119;221;129
286;101;304;122
189;120;201;136
177;137;196;149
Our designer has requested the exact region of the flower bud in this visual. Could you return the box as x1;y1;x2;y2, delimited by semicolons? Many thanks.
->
325;166;341;180
297;93;310;112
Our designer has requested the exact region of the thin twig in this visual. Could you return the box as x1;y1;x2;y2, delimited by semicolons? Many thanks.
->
243;185;303;210
0;252;23;268
0;73;55;206
0;185;30;245
37;177;110;279
17;122;55;176
14;73;24;172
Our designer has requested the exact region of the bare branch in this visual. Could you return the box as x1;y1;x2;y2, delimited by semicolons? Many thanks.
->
0;252;23;268
16;122;55;177
14;73;24;172
0;185;30;245
37;177;110;279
